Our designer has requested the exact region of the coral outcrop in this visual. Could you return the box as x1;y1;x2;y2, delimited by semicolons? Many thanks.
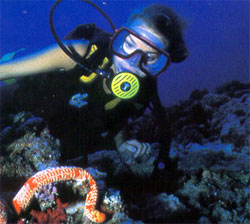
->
0;112;60;181
1;81;249;223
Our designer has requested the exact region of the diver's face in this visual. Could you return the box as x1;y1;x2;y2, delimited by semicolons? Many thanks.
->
112;19;168;78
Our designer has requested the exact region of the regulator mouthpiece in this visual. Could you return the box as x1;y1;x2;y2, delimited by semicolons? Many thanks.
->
111;72;139;99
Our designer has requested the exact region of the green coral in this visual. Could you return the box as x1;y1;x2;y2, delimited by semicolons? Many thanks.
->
1;128;61;179
177;170;250;223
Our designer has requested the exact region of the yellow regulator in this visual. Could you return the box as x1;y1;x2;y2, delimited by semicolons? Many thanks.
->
111;72;140;99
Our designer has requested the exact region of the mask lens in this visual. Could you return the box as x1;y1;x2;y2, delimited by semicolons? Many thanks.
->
112;29;137;57
141;53;168;76
111;28;170;76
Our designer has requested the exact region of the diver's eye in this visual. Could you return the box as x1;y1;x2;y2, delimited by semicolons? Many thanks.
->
123;36;136;54
145;52;159;65
123;40;135;54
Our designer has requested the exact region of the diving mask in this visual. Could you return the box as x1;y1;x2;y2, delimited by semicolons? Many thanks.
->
110;27;171;76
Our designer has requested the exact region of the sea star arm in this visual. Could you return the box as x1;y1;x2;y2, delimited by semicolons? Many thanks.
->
12;166;106;223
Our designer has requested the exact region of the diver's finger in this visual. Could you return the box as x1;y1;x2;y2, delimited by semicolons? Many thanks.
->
118;141;135;153
134;142;151;158
143;143;151;155
124;142;138;153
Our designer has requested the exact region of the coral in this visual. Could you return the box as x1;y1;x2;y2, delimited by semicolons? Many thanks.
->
29;198;68;224
0;199;7;224
167;81;249;151
13;167;106;223
1;128;60;180
101;188;124;214
65;188;128;224
210;94;250;150
0;112;60;183
106;212;144;224
87;145;160;178
87;150;129;177
124;107;161;143
166;81;250;223
34;183;58;211
215;80;249;97
1;81;249;224
170;142;250;173
65;201;86;223
177;170;250;223
86;167;107;181
130;193;188;222
196;216;212;224
0;112;46;143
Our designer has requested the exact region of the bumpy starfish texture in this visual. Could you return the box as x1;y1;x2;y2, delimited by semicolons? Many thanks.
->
12;166;106;223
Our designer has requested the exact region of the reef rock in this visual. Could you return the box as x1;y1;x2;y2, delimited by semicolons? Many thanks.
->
0;111;46;143
144;193;188;220
1;81;249;224
167;81;249;151
0;112;61;184
166;81;250;223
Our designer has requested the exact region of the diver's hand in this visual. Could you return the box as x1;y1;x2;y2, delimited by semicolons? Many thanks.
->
117;139;151;158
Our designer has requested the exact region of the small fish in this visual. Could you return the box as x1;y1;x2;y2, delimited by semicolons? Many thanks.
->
0;48;25;63
0;48;25;86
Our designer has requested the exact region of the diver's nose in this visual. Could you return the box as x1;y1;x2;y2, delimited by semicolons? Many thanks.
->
128;53;142;67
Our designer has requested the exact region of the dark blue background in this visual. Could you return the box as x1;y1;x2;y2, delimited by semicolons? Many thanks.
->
1;0;249;106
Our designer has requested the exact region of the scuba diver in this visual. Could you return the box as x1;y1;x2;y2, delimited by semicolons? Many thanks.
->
0;2;188;167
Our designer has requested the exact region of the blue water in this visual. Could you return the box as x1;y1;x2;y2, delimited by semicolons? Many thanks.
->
1;0;249;106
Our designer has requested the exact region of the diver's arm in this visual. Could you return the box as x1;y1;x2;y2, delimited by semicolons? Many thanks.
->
0;40;88;80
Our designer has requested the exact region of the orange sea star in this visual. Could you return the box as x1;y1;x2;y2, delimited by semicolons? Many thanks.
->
12;166;106;223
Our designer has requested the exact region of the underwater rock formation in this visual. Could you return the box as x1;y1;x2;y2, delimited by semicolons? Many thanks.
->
116;80;249;223
177;170;250;223
171;143;250;173
1;80;249;223
165;81;250;223
87;142;160;178
4;166;142;224
0;111;61;196
34;183;59;211
0;111;46;142
29;199;68;224
123;107;162;143
0;199;7;224
133;193;188;221
168;81;249;152
0;127;60;180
